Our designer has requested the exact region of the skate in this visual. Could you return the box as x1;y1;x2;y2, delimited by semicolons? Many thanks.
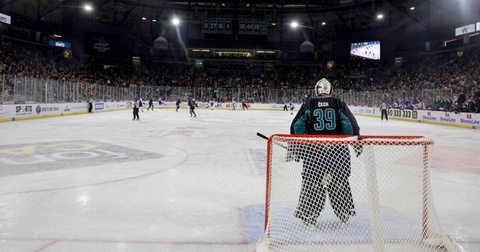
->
295;210;316;227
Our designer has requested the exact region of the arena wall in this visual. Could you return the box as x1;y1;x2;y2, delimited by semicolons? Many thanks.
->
1;102;478;130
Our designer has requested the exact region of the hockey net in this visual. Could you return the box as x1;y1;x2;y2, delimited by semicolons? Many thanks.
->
256;134;460;252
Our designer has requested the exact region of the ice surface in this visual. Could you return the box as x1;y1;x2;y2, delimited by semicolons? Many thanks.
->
0;108;478;252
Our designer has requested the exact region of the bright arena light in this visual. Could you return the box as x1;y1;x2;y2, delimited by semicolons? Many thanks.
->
83;4;93;12
290;21;299;28
172;17;180;26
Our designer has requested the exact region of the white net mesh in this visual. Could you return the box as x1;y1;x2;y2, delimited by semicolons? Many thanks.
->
257;135;460;252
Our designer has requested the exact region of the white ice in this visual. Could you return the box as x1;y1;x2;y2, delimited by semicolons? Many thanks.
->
0;108;479;252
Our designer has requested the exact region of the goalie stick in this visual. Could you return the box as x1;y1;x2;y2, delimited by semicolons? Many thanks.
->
256;132;290;150
257;132;302;163
256;132;269;140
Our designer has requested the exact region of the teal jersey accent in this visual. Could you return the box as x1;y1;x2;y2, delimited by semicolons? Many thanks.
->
294;110;311;134
291;97;360;136
340;110;353;135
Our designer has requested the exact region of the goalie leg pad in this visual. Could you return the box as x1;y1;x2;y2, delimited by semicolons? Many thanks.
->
295;158;328;223
327;173;355;222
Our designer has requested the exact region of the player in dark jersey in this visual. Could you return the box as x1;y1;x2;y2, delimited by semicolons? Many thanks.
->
291;78;361;226
147;98;154;111
241;100;248;110
175;98;181;112
188;98;197;117
132;101;140;120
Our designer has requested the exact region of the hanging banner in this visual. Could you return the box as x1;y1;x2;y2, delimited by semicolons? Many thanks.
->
202;18;232;34
0;13;11;24
84;32;119;57
238;19;268;35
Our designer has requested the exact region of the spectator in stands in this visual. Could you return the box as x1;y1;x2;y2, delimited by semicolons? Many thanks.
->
1;34;479;112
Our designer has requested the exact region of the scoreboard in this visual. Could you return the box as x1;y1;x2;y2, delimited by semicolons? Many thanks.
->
202;18;268;35
202;19;233;34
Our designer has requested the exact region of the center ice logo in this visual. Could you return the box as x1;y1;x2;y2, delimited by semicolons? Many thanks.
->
0;141;163;177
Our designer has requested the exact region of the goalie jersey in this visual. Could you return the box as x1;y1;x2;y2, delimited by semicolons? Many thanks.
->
291;97;360;136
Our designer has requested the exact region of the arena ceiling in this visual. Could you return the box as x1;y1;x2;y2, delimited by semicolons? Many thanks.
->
3;0;421;33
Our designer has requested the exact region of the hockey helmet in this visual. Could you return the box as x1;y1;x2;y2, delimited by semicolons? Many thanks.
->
315;78;332;96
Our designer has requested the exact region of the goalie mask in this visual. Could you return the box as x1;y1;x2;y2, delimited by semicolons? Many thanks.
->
315;78;332;96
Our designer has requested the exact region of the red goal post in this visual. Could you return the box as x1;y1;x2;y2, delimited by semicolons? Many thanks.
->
257;134;460;252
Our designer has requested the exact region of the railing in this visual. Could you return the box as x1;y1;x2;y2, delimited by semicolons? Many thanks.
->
0;74;456;111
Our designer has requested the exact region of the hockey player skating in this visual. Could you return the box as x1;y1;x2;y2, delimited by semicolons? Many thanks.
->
132;102;140;120
291;78;361;226
209;100;215;111
241;100;248;110
138;98;144;112
231;98;236;110
147;98;154;111
289;101;295;115
175;98;181;112
188;98;197;117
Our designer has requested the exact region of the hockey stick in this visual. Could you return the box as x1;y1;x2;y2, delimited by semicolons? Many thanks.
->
256;132;269;140
257;132;302;162
257;132;290;150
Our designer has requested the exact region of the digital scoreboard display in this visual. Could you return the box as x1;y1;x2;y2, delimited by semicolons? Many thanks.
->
350;41;381;60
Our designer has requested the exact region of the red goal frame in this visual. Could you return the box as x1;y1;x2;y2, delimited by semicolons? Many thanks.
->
263;134;434;239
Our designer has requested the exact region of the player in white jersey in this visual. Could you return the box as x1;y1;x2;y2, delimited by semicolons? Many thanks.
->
289;101;295;115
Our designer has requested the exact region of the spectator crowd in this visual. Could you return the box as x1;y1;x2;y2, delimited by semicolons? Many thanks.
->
1;35;479;113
